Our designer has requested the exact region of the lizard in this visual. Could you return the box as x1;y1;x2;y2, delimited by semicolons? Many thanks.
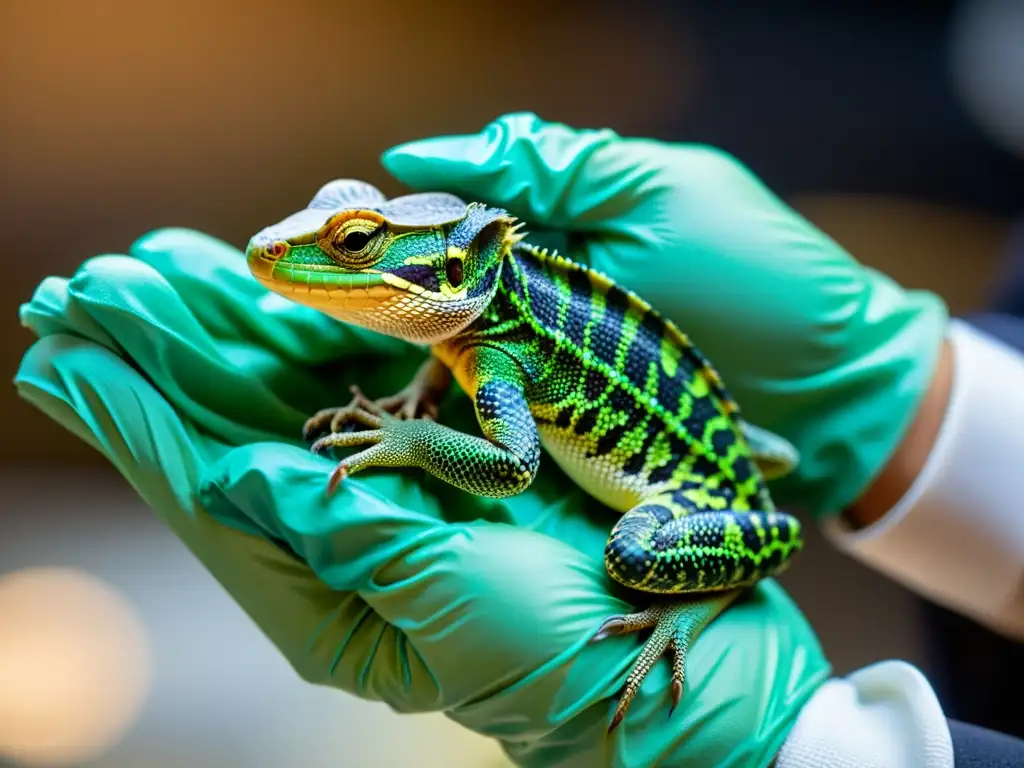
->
245;178;805;733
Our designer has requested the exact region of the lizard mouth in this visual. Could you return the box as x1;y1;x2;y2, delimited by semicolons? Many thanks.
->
248;247;431;310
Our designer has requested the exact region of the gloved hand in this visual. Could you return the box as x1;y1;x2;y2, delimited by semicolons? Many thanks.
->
382;113;949;518
14;227;827;762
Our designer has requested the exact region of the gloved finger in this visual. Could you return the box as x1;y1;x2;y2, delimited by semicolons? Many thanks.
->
16;337;831;764
18;275;118;352
14;305;625;737
381;112;671;238
20;251;428;445
504;578;829;768
127;228;411;366
199;442;830;767
379;113;816;310
13;335;361;676
199;442;633;717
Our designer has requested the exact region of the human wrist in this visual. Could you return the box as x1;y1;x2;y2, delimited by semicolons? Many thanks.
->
842;336;954;530
762;284;947;519
821;319;1024;638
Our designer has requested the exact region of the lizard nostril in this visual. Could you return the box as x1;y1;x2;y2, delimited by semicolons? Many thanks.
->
265;241;289;260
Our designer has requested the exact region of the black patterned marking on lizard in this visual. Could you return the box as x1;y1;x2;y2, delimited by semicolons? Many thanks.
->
584;369;609;401
564;269;593;348
647;434;689;484
711;427;737;455
390;265;441;292
622;419;662;476
682;396;719;442
522;255;561;331
622;311;662;390
591;283;630;368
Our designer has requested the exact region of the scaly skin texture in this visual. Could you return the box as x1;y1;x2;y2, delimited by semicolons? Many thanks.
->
246;179;805;733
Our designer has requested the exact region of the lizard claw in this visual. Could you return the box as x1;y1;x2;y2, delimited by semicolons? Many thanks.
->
668;679;683;719
326;463;348;496
608;709;625;734
590;618;628;642
348;385;385;415
302;417;325;442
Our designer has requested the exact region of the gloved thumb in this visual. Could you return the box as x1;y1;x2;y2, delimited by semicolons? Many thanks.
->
381;112;668;236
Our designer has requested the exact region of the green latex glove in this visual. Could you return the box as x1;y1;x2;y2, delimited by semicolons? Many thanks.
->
382;113;949;518
15;225;828;767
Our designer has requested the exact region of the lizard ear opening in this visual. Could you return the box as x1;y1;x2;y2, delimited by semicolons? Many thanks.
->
445;256;464;288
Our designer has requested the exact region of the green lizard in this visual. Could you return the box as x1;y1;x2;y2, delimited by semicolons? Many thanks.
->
245;179;805;732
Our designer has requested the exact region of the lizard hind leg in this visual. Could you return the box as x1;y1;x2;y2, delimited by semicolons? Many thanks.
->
592;492;804;732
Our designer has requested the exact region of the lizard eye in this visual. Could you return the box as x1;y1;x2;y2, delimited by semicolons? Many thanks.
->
316;211;387;266
329;222;383;259
342;230;372;252
445;257;464;288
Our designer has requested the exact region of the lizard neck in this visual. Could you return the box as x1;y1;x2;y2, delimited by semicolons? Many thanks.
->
432;245;554;382
405;258;502;346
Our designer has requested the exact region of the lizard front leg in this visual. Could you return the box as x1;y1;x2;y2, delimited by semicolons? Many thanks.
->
592;489;804;732
310;349;540;497
302;355;452;441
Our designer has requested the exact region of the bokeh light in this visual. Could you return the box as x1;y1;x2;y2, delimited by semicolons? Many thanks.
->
950;0;1024;159
0;567;152;766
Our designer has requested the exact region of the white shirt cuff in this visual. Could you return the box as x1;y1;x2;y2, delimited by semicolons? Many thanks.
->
823;318;1024;639
776;661;953;768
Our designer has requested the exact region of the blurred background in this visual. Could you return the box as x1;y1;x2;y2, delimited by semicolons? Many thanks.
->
2;0;1024;765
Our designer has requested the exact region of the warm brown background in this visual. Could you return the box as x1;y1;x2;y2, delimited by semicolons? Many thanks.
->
2;0;1023;765
1;0;1014;460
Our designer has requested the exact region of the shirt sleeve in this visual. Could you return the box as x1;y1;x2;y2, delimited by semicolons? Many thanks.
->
774;661;953;768
822;318;1024;640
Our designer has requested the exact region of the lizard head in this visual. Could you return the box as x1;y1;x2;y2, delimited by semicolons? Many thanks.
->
246;179;524;344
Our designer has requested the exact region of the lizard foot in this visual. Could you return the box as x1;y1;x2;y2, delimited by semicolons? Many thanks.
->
308;414;425;497
590;589;742;733
302;382;435;442
302;364;449;442
302;386;385;442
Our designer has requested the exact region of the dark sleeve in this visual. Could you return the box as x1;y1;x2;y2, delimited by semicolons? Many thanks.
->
949;718;1024;767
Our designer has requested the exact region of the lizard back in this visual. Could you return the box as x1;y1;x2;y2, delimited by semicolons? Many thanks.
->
445;244;767;513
